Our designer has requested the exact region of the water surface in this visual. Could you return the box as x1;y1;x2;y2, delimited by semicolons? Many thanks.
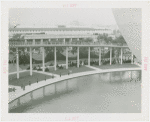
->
10;70;141;113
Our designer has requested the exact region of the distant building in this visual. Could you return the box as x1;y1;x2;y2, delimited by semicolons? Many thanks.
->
9;26;113;53
9;26;112;39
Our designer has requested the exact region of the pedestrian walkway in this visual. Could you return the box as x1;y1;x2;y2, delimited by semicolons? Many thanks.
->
8;67;141;103
9;70;28;75
85;65;103;71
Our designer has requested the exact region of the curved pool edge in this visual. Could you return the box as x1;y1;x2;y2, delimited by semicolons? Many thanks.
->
8;67;141;105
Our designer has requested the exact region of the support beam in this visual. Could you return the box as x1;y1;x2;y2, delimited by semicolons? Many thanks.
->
63;38;65;44
16;47;19;79
54;47;56;70
49;39;51;42
25;39;27;44
121;48;123;64
110;47;112;65
131;53;133;64
42;47;45;72
25;48;27;52
88;47;90;66
33;39;35;45
99;47;101;66
66;47;68;69
69;38;72;43
41;39;43;44
77;47;79;68
30;47;32;76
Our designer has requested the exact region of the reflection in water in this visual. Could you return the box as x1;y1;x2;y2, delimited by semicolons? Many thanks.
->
9;70;141;113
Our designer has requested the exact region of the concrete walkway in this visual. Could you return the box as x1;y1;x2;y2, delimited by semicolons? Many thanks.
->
9;70;28;75
8;67;141;103
85;65;103;71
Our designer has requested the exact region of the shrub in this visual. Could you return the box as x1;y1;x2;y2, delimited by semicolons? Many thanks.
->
33;66;37;70
37;68;42;71
45;67;49;72
49;63;53;66
27;66;30;70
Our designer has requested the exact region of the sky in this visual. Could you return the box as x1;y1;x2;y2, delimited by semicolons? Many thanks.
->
9;8;117;28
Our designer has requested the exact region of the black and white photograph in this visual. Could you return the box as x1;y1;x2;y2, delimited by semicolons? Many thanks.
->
1;1;149;121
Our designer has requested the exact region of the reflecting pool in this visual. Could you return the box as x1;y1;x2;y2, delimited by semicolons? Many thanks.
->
9;70;141;113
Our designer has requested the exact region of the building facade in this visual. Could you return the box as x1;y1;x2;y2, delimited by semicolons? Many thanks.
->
9;27;112;38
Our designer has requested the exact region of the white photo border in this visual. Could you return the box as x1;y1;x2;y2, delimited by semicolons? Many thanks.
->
1;1;149;121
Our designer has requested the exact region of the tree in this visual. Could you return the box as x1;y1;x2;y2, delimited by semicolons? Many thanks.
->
113;35;127;46
9;34;29;65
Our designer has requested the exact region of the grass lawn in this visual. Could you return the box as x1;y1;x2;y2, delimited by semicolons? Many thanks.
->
92;63;140;70
9;71;53;87
47;65;94;76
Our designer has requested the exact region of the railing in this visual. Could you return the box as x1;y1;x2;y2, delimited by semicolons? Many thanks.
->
8;77;77;112
9;41;128;47
24;34;97;39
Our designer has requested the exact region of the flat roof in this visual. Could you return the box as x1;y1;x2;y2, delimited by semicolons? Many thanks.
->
24;34;96;39
9;27;111;31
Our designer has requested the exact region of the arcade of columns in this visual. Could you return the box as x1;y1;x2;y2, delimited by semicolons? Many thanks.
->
15;38;133;79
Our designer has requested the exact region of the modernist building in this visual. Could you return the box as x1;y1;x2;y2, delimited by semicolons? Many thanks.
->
9;26;112;38
9;26;113;52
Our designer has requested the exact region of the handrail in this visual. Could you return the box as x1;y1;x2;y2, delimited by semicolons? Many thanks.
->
9;41;127;47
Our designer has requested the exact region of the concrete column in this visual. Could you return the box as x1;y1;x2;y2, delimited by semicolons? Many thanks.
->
25;39;27;44
56;38;58;42
54;47;56;70
49;38;51;42
41;39;43;44
30;47;32;76
88;47;90;66
99;47;101;66
63;38;65;44
25;48;27;52
66;47;68;69
33;39;35;45
16;47;19;79
30;91;33;101
42;47;45;72
131;53;133;64
121;48;123;64
77;47;79;68
110;47;112;65
69;38;72;43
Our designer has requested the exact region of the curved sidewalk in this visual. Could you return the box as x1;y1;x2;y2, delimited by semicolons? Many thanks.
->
9;67;141;103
